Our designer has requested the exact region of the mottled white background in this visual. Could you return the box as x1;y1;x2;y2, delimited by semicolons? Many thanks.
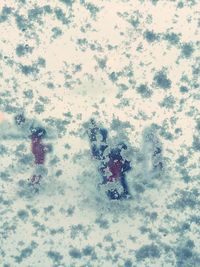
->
0;0;200;266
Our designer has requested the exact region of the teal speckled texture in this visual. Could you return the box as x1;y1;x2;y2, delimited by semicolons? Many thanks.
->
0;0;200;266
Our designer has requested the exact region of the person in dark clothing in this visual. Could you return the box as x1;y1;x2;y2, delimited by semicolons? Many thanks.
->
88;120;132;200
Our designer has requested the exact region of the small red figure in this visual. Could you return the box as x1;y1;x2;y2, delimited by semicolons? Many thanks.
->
30;127;49;165
107;158;123;182
88;120;131;200
29;127;51;186
32;136;46;164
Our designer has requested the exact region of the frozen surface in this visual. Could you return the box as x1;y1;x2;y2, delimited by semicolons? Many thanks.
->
0;0;200;266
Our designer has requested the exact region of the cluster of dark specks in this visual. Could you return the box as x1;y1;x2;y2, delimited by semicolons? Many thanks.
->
0;0;199;266
136;84;153;98
135;243;160;261
47;250;63;265
153;71;172;90
95;217;110;229
14;241;38;264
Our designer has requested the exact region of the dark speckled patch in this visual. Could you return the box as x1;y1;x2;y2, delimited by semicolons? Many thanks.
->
0;1;199;266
